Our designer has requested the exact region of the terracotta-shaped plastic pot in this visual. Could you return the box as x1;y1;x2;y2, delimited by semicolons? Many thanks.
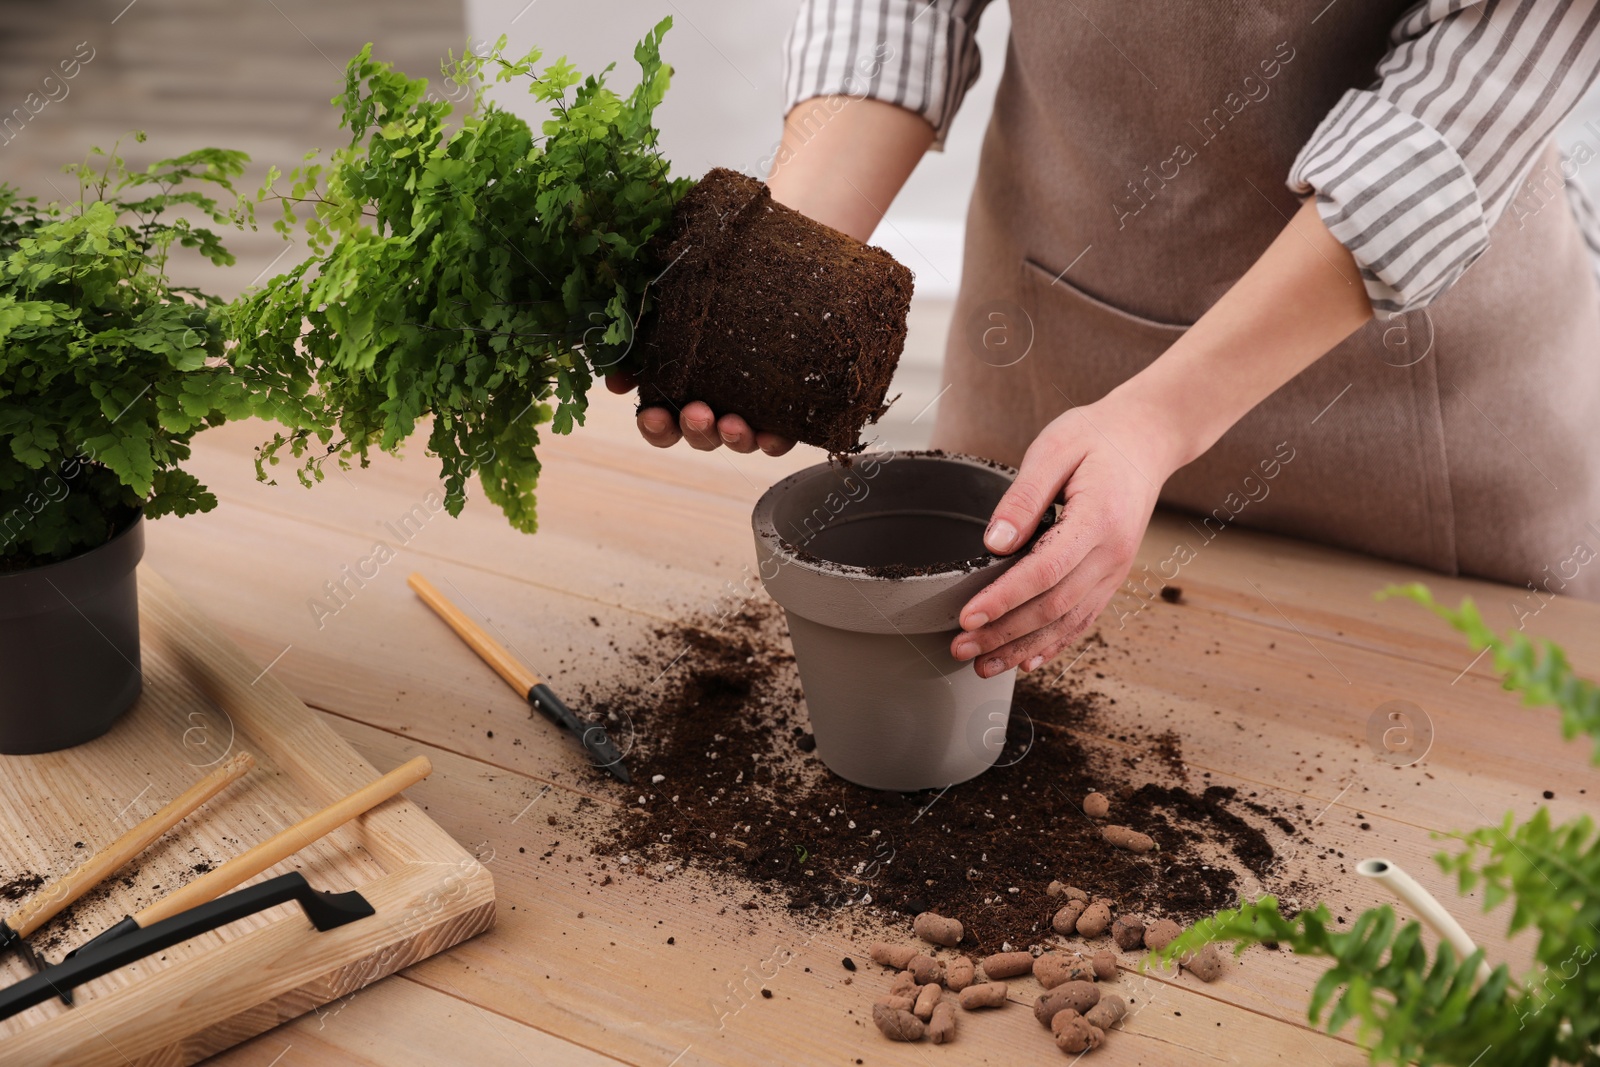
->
752;452;1040;791
0;514;144;754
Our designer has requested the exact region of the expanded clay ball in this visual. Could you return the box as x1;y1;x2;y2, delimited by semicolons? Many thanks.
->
1033;953;1095;989
913;911;964;947
1051;899;1087;935
1083;791;1110;818
1144;919;1184;952
928;1001;958;1044
870;942;918;969
1112;915;1146;952
945;955;975;991
1046;881;1089;902
1076;901;1113;938
1182;943;1226;983
873;1002;926;1042
1085;994;1127;1031
907;953;946;986
1091;949;1117;981
1052;1009;1105;1054
1043;981;1100;1019
980;951;1034;980
875;994;916;1013
1102;825;1156;853
913;982;942;1021
957;982;1009;1010
889;970;919;997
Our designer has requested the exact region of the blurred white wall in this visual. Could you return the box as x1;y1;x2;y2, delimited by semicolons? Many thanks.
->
466;0;1010;300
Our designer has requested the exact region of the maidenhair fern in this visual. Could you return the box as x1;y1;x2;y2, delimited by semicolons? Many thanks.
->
1161;585;1600;1067
233;20;689;532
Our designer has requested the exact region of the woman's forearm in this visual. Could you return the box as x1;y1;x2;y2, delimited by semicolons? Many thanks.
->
766;95;934;241
1114;198;1375;472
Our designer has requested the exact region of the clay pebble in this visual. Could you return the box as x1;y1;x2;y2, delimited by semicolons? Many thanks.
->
1102;824;1156;853
1046;881;1089;902
1033;953;1095;989
1085;993;1127;1031
873;1002;926;1042
1144;918;1184;952
1048;981;1101;1018
945;955;975;991
913;911;964;947
1051;899;1087;935
913;982;942;1020
907;953;946;986
1111;915;1146;952
875;994;916;1013
980;951;1034;980
1076;901;1112;938
928;1001;958;1044
1091;949;1117;981
957;982;1009;1010
888;970;919;997
870;942;918;969
1052;1009;1106;1054
1182;942;1226;982
1083;791;1110;818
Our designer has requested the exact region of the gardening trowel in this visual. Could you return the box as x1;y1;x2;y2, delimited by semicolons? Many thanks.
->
406;572;631;783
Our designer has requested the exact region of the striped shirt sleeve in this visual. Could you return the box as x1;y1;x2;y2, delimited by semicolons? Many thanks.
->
1289;0;1600;314
783;0;995;149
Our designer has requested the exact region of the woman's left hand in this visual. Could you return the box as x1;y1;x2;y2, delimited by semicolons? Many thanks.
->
951;389;1187;679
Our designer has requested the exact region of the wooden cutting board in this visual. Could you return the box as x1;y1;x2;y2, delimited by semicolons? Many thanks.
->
0;569;496;1066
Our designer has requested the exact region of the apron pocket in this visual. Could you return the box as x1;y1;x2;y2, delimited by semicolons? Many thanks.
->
1021;257;1191;338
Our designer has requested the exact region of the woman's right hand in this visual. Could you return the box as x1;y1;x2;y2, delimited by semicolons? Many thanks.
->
604;372;797;455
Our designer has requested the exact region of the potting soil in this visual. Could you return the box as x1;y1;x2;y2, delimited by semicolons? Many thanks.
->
575;598;1318;955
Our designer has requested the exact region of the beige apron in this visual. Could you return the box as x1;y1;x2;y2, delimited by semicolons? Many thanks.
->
931;1;1600;602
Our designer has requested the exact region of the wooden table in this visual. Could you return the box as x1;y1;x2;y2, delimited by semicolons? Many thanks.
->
138;401;1598;1066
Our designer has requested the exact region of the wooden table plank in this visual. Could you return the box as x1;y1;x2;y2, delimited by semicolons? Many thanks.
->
205;972;629;1067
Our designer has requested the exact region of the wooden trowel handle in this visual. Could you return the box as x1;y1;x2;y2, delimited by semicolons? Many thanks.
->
6;752;256;938
407;572;540;696
133;755;432;928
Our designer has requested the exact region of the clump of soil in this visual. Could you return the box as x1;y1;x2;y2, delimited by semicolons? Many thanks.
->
0;872;44;902
635;168;914;453
580;598;1308;954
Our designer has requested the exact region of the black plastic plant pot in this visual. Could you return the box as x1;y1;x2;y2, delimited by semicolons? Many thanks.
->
0;514;144;754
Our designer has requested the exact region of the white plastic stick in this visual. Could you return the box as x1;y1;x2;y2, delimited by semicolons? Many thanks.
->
1357;857;1493;985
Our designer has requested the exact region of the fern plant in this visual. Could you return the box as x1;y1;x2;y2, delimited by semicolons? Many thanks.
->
1161;585;1600;1067
233;20;690;532
0;138;320;570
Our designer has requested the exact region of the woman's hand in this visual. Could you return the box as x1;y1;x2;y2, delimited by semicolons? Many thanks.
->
951;198;1375;679
603;372;797;455
951;389;1187;679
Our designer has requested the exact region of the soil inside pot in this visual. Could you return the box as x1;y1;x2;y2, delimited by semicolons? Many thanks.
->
779;499;1056;580
635;168;913;454
555;597;1325;955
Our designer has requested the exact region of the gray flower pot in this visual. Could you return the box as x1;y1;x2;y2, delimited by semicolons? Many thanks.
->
752;452;1040;791
0;514;144;754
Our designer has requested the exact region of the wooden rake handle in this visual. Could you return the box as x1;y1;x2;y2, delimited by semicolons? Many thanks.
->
133;755;432;928
6;752;256;939
407;572;540;696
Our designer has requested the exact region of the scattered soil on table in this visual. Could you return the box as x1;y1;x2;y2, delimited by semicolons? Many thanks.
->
577;598;1312;955
0;871;44;902
634;167;913;454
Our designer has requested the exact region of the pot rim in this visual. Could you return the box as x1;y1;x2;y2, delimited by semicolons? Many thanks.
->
752;449;1044;583
0;507;145;581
